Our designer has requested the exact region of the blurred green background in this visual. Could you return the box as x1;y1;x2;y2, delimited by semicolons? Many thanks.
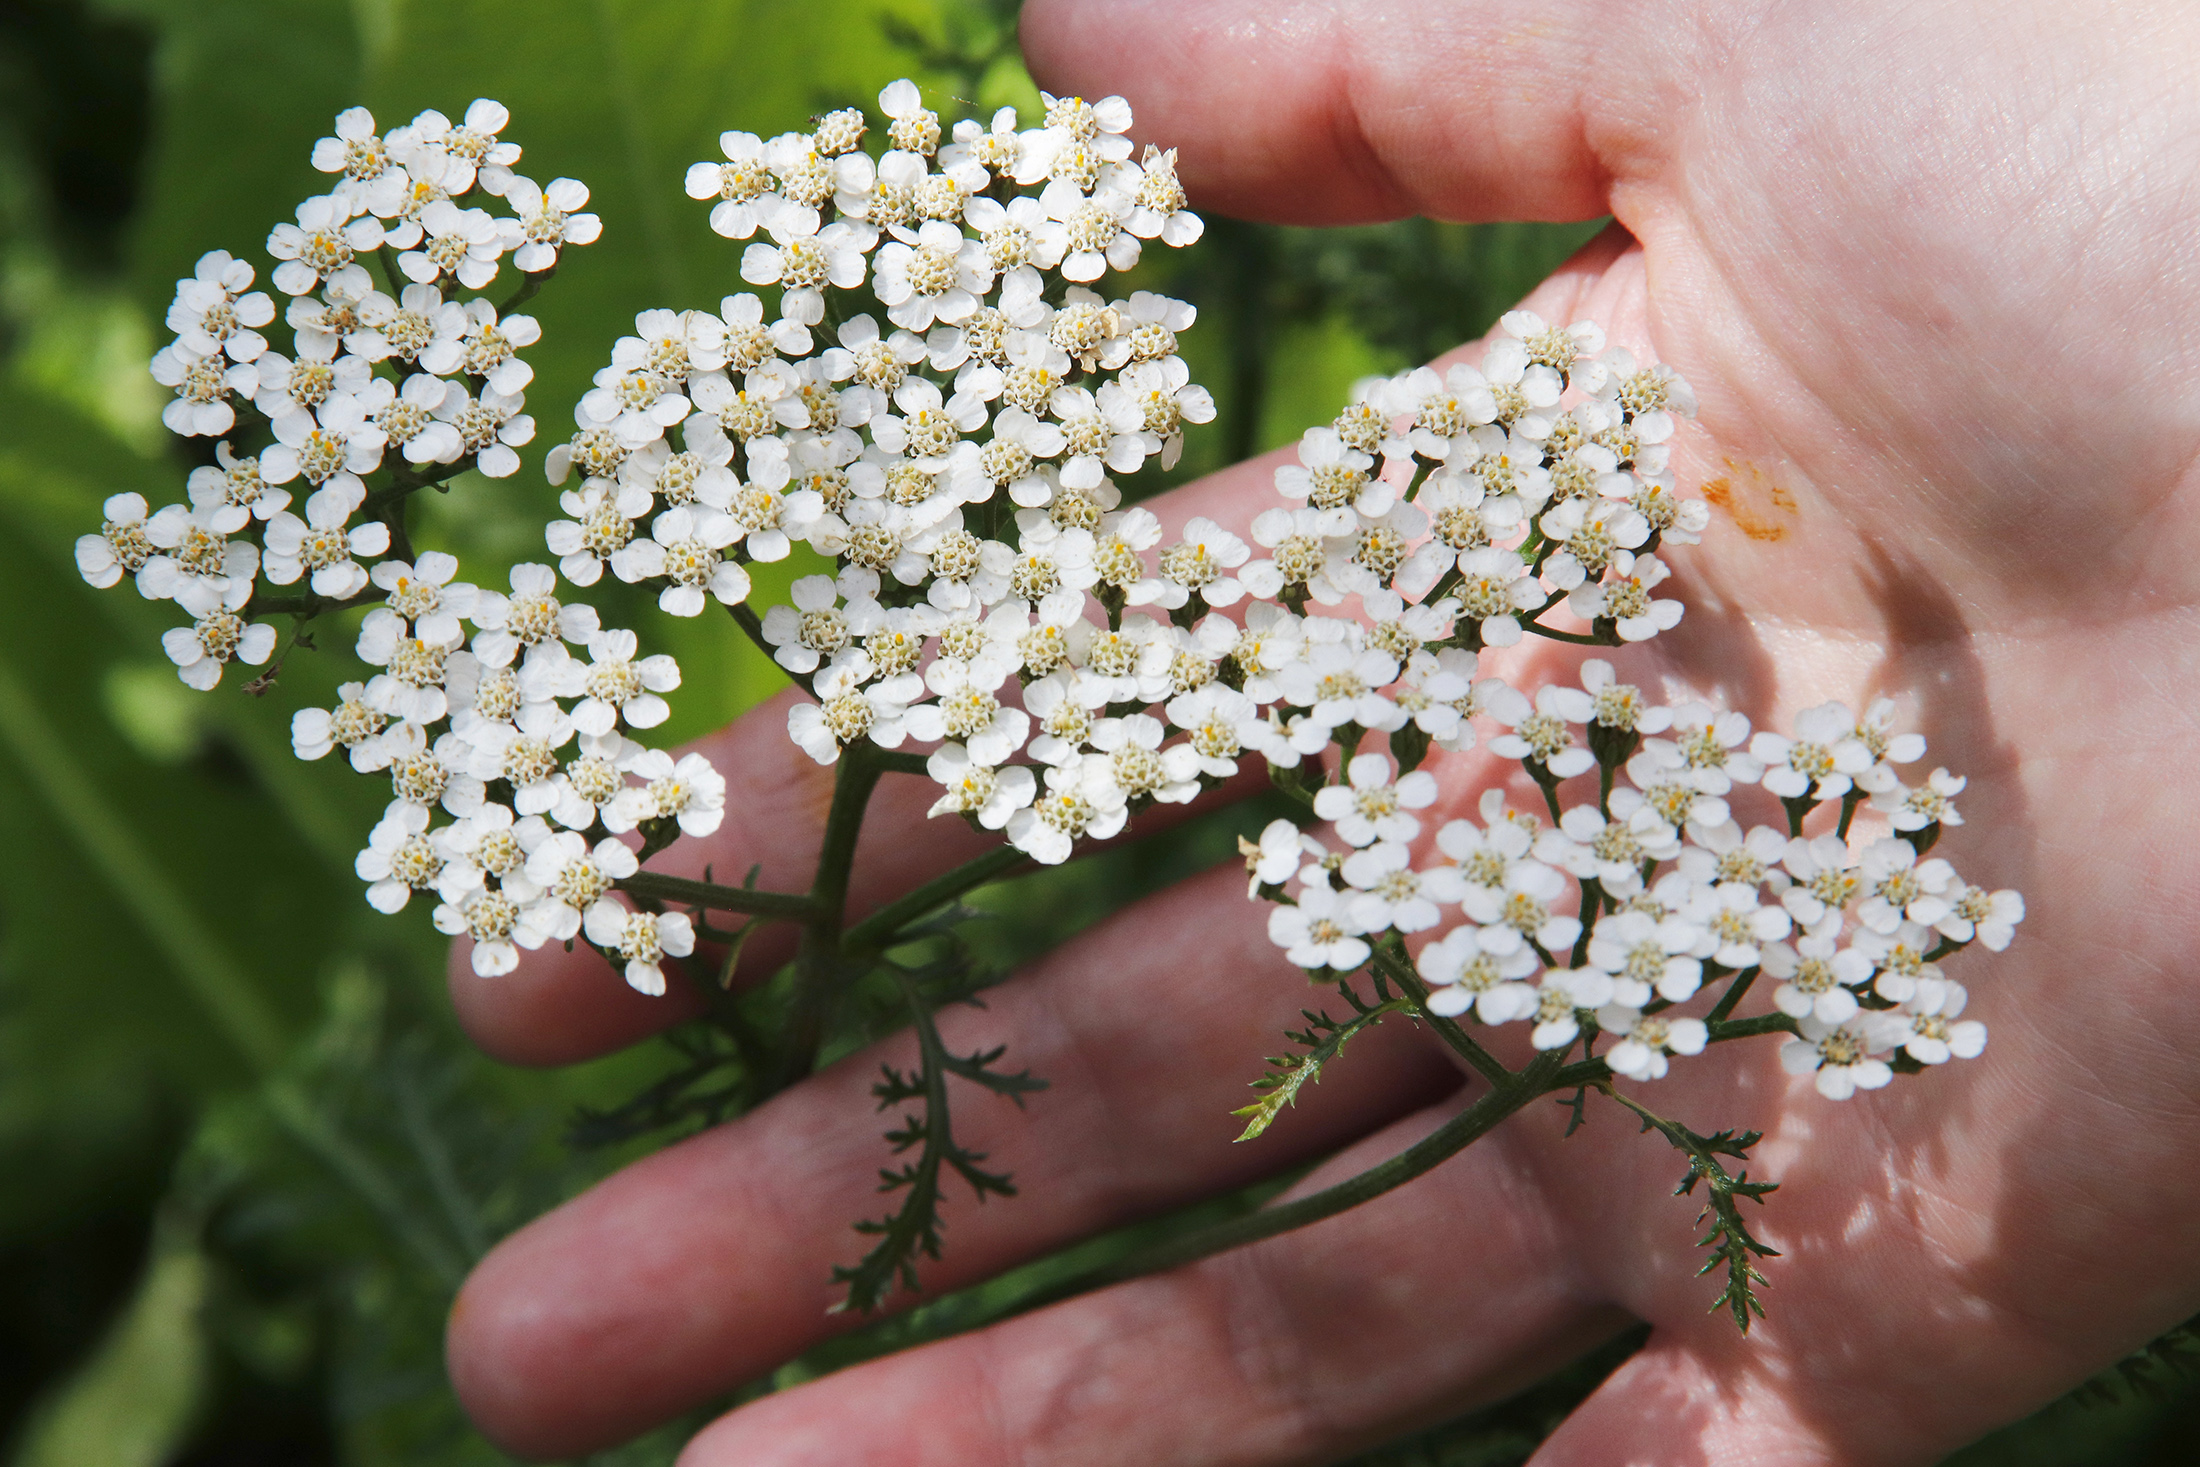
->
0;0;2192;1461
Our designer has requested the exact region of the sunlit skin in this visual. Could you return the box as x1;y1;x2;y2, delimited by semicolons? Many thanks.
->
442;1;2200;1461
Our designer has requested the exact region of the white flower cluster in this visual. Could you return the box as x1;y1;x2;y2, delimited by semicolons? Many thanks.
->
1252;673;2021;1094
1305;315;1708;641
304;555;724;991
86;83;2027;1065
77;102;723;993
79;99;600;686
545;84;1240;865
709;276;1710;874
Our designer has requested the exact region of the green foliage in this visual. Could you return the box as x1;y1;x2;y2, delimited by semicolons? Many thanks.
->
1233;985;1406;1142
1674;1128;1781;1334
1608;1090;1780;1334
832;959;1045;1314
2072;1315;2200;1409
9;1214;209;1467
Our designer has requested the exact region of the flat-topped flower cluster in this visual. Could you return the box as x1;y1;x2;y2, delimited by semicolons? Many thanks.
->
77;100;719;994
1253;688;2017;1097
82;80;2023;1101
75;77;2035;1329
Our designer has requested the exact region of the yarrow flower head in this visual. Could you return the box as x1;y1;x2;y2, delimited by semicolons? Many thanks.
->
99;85;2031;1329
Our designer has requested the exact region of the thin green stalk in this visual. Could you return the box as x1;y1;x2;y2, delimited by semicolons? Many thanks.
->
252;585;387;617
1053;1047;1570;1299
615;870;820;921
363;459;471;516
767;744;887;1093
1369;948;1512;1088
1528;763;1566;823
389;1052;490;1262
1552;1056;1615;1090
262;1079;470;1289
724;598;779;663
498;265;553;315
1703;964;1761;1025
844;843;1027;950
1520;618;1608;647
1706;1011;1799;1043
1401;459;1436;503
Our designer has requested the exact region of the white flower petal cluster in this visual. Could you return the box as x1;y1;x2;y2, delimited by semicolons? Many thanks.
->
91;99;592;708
96;84;2030;1096
322;554;725;972
78;101;718;970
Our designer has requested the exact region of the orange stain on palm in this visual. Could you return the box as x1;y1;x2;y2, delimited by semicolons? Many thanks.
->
1699;457;1798;542
792;748;840;826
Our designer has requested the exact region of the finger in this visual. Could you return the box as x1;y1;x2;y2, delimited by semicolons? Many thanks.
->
672;1095;1628;1467
1526;1343;1848;1467
1019;0;1690;224
448;859;1468;1456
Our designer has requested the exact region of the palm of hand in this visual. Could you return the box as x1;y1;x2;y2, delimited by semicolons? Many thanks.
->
447;2;2200;1462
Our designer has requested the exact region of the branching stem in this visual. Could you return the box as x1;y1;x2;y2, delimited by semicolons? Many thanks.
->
845;843;1027;951
1703;964;1762;1025
615;871;818;920
767;743;888;1094
1369;947;1512;1087
1058;1047;1569;1299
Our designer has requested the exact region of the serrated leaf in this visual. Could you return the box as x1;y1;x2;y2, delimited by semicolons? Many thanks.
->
1232;998;1403;1142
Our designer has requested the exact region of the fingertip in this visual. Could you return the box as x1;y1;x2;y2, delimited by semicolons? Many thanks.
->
446;1157;703;1458
1526;1342;1839;1467
445;1260;545;1459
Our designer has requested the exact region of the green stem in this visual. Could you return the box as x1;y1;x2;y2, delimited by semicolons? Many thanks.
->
1401;459;1436;504
724;598;781;664
1552;1055;1615;1090
1266;758;1320;810
1835;789;1866;841
1527;761;1566;822
615;870;820;921
1053;1047;1569;1298
364;459;472;515
497;265;553;315
1369;948;1512;1088
766;743;888;1093
262;1079;469;1289
1572;880;1603;967
1703;964;1761;1025
845;842;1027;951
1519;616;1608;647
389;1052;490;1261
1706;1011;1799;1043
1782;794;1818;839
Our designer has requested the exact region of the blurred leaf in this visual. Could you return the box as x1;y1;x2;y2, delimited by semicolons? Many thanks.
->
8;1213;211;1467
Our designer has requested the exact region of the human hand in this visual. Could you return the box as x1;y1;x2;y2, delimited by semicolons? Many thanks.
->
445;0;2200;1461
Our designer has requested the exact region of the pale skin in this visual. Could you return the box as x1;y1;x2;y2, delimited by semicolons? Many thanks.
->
442;0;2200;1461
